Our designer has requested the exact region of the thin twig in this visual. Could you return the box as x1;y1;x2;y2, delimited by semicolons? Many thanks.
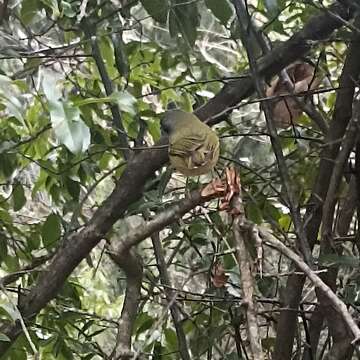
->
260;226;360;347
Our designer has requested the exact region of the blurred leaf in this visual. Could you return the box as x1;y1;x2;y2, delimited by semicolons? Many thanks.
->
12;183;26;211
43;71;90;154
164;328;178;352
278;214;291;231
246;202;263;224
264;0;279;13
99;37;116;79
169;0;200;46
262;337;276;351
205;0;232;25
50;101;90;154
112;32;129;78
318;254;359;268
0;209;12;224
65;177;80;200
20;0;40;24
40;0;60;17
141;0;168;24
0;236;8;263
61;1;77;17
344;284;357;304
0;304;20;321
134;313;155;335
147;119;161;142
110;91;137;115
42;213;62;248
0;333;10;342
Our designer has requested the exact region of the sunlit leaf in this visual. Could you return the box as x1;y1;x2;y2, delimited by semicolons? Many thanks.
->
40;0;60;17
42;72;91;154
110;91;137;115
0;333;10;342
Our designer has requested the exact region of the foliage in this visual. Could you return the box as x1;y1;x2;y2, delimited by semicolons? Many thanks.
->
0;0;358;359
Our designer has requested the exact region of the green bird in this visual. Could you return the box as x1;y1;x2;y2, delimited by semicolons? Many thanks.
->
161;110;220;176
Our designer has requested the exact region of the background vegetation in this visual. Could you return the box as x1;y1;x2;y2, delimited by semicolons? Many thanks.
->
0;0;359;359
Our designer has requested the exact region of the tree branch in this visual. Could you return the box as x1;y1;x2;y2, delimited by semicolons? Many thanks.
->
274;14;360;359
109;246;143;360
0;1;355;354
260;226;360;348
81;20;130;158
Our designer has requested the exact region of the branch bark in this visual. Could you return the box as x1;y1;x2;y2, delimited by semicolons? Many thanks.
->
0;1;355;355
109;247;143;360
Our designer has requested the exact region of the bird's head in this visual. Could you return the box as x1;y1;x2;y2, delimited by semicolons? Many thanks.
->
161;110;192;135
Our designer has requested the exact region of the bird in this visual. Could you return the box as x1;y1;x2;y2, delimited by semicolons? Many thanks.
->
161;110;220;176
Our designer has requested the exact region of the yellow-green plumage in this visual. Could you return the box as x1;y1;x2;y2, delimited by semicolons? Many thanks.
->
161;110;220;176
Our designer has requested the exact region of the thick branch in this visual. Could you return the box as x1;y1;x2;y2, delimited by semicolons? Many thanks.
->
109;247;143;360
151;232;191;360
0;1;354;354
234;220;264;360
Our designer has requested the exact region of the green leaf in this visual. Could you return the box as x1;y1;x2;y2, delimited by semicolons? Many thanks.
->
0;333;10;342
164;328;178;352
28;229;41;250
20;0;40;24
169;0;200;46
262;337;276;351
3;254;19;272
0;304;20;321
0;76;24;123
141;0;169;23
61;1;77;17
40;0;60;17
147;119;161;142
0;235;8;263
134;313;155;335
65;177;80;200
43;71;91;154
12;184;26;211
246;203;262;224
42;213;62;248
205;0;233;25
0;209;12;224
99;37;116;79
278;214;291;231
51;101;91;154
110;91;137;115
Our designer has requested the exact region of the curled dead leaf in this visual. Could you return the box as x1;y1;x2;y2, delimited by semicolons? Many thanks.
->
211;261;229;288
266;62;322;128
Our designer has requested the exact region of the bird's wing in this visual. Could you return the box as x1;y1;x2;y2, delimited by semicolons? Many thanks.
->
169;133;207;158
170;132;219;172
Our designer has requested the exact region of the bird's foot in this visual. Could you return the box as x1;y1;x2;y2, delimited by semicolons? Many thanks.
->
200;167;241;215
200;178;226;198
